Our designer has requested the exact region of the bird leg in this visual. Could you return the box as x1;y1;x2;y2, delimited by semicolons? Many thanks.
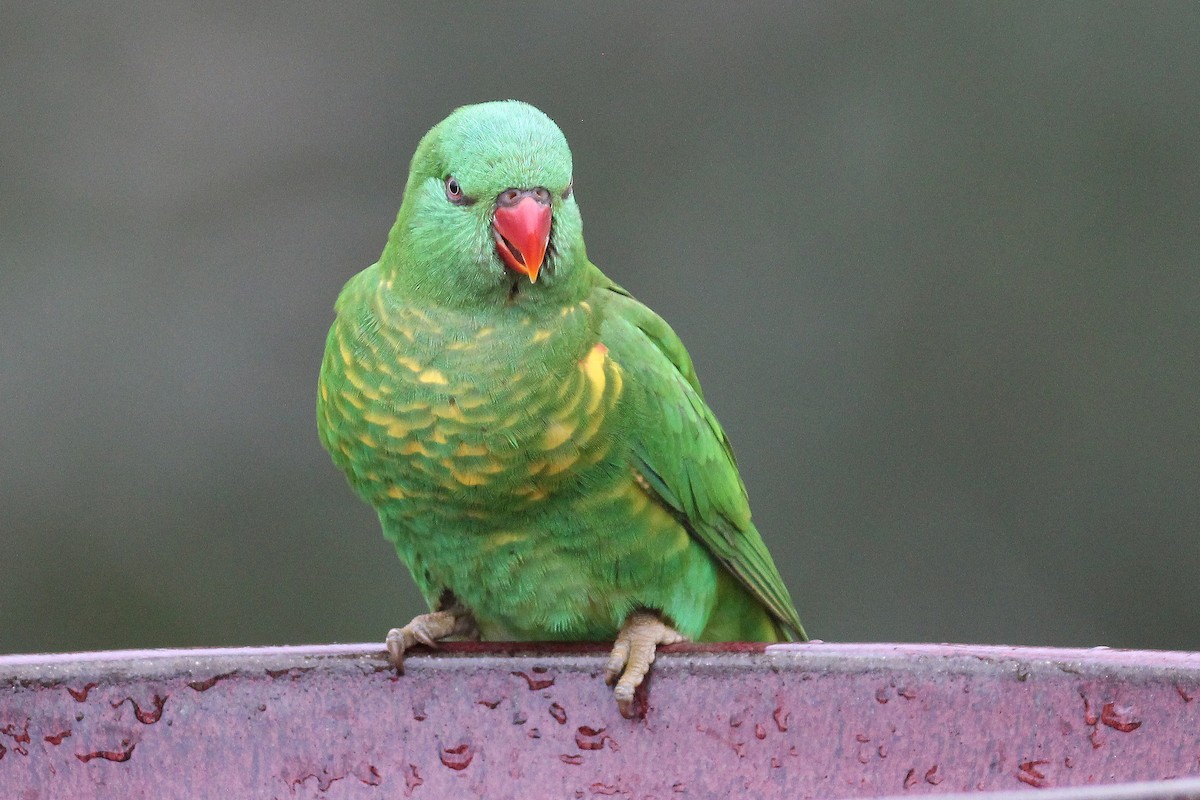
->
605;609;686;718
386;607;479;673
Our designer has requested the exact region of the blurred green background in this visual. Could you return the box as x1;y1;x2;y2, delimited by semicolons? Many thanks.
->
3;3;1197;655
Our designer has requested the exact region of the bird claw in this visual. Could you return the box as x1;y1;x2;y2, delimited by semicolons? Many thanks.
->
605;610;686;718
385;609;478;674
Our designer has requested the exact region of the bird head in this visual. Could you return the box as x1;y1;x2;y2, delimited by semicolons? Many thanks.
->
384;101;586;306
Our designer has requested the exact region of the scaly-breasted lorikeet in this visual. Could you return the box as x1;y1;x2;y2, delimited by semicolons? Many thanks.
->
318;100;806;715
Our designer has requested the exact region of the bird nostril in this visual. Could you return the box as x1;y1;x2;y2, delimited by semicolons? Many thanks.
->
498;188;554;207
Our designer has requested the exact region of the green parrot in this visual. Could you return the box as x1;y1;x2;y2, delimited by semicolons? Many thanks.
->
318;100;806;715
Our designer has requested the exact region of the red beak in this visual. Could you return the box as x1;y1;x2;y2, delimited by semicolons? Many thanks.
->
493;194;552;282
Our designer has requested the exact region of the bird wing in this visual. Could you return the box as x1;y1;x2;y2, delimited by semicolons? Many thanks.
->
592;271;806;640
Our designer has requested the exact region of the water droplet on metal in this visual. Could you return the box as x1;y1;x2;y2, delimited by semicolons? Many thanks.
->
439;742;474;771
404;763;423;794
772;706;790;732
512;670;555;690
1018;760;1049;788
1100;702;1142;732
575;725;610;750
67;683;98;702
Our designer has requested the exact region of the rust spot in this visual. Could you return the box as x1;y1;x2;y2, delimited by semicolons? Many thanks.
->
903;768;919;789
560;754;584;765
549;703;568;724
925;765;943;785
478;698;502;709
1176;684;1195;703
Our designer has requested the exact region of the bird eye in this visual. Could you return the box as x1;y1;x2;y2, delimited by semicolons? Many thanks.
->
561;180;573;200
445;176;465;203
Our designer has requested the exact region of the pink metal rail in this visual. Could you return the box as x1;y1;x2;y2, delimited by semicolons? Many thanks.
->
2;642;1199;798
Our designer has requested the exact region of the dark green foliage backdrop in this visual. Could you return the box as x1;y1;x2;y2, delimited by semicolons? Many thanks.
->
3;3;1197;654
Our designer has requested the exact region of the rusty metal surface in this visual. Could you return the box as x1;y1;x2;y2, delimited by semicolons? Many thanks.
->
2;642;1199;799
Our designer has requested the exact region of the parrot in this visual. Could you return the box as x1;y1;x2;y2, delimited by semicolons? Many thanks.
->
317;100;806;716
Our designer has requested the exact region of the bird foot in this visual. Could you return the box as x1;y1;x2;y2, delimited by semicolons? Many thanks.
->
386;608;478;673
604;610;686;718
